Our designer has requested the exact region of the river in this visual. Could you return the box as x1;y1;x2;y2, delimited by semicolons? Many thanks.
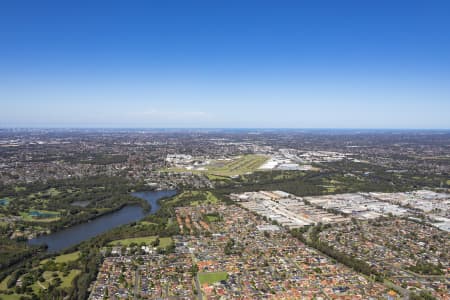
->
28;190;177;252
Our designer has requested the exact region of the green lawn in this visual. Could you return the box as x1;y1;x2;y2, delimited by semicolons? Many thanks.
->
0;293;26;300
41;251;80;265
1;269;80;297
205;155;268;177
0;276;10;291
164;154;268;177
55;251;80;263
167;191;219;207
20;210;60;222
198;272;228;285
206;174;232;181
30;270;81;292
206;192;218;203
137;221;158;226
205;215;219;222
321;185;337;193
25;188;59;203
108;236;172;247
46;188;61;197
60;270;81;288
190;191;219;206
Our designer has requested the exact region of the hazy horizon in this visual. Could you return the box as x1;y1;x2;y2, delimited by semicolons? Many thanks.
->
1;127;450;132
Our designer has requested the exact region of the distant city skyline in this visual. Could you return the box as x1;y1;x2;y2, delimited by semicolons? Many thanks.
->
1;1;450;129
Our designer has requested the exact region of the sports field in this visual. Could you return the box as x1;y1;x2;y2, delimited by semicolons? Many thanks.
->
198;272;228;284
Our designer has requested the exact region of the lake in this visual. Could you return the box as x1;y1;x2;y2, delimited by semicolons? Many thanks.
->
28;190;177;252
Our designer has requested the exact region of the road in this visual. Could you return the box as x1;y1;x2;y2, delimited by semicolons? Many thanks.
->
189;251;203;300
134;268;139;300
195;273;203;300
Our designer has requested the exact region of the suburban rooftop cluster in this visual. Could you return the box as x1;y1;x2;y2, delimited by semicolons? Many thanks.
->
319;218;449;298
90;253;195;300
89;204;396;299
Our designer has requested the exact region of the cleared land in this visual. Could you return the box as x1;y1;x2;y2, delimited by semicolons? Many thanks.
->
206;155;268;176
166;154;268;177
198;272;228;285
108;236;172;248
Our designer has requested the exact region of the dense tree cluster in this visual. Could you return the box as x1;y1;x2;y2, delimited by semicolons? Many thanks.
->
291;224;382;281
408;261;444;276
212;161;448;198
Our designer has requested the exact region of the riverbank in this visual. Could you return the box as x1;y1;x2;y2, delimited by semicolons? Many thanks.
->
28;190;176;252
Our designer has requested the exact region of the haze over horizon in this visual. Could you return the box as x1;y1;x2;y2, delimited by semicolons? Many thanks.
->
1;1;450;129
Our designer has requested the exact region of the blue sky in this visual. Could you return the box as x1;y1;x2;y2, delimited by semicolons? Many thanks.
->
1;0;450;128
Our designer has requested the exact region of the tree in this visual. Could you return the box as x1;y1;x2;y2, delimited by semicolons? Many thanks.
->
190;264;199;276
151;237;160;247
